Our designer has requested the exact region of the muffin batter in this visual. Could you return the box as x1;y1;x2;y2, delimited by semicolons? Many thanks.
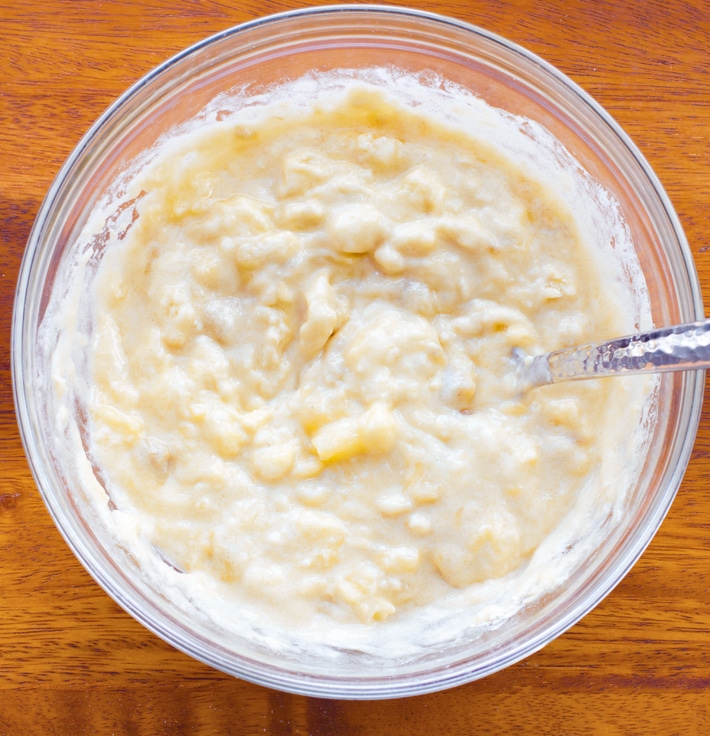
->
57;73;653;646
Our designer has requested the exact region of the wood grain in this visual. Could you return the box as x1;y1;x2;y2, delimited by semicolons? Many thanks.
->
2;0;710;733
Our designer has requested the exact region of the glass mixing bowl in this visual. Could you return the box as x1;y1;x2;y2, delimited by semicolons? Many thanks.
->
13;5;703;698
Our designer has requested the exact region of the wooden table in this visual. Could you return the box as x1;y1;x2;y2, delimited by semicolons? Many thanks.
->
2;1;710;733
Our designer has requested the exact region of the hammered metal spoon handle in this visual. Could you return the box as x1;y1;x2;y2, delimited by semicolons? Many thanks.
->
514;318;710;388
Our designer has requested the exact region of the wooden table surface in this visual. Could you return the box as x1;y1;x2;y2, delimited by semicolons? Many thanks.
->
2;0;710;733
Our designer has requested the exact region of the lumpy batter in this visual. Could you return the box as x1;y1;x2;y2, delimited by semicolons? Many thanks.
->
58;72;653;647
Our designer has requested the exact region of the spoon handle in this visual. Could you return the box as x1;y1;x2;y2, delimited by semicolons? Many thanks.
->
526;318;710;386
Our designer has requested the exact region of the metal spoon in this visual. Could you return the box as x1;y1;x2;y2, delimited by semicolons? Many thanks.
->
512;318;710;389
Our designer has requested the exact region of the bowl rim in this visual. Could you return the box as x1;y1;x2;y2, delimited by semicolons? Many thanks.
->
12;3;705;699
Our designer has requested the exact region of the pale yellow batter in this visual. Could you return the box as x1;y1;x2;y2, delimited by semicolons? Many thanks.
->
63;75;652;644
